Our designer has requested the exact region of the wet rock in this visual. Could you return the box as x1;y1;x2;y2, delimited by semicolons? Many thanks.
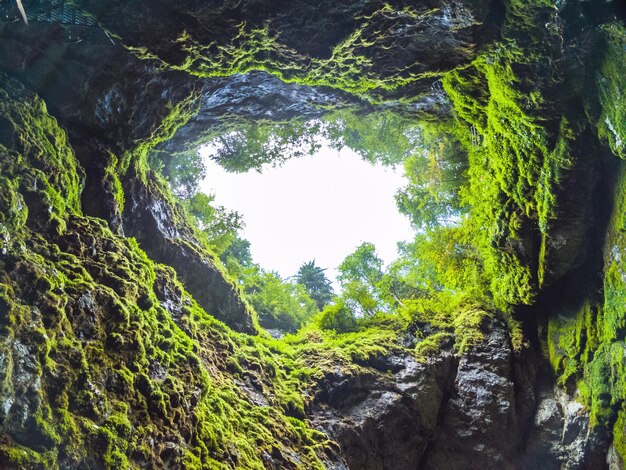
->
312;354;454;470
1;339;48;447
540;125;603;289
422;316;521;469
520;386;610;469
607;444;624;470
158;71;357;158
123;170;256;334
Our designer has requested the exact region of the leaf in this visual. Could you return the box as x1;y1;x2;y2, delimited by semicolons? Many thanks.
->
16;0;28;25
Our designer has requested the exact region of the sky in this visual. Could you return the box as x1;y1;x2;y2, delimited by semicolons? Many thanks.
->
199;145;415;285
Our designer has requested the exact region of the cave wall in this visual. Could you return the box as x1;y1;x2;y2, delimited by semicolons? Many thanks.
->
0;0;625;468
0;76;337;468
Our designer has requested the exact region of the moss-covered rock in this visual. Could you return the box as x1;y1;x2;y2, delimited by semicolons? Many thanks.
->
0;75;331;469
0;0;625;468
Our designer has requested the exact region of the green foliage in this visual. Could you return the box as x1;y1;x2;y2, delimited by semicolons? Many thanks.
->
186;192;244;255
614;407;626;463
218;238;321;333
201;108;421;174
548;300;599;389
207;120;324;173
221;236;254;276
337;242;388;317
316;301;357;334
244;270;319;332
595;23;626;159
396;121;468;230
323;109;421;167
407;226;487;299
151;148;206;199
338;243;383;291
295;261;334;310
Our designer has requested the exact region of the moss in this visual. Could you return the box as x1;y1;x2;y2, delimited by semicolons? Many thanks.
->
614;406;626;463
1;1;621;465
453;306;490;354
548;300;597;389
102;152;125;215
546;165;626;442
0;82;334;469
595;23;626;159
0;444;57;468
584;343;624;427
0;77;83;225
120;91;201;177
127;6;469;101
414;332;454;362
440;0;577;307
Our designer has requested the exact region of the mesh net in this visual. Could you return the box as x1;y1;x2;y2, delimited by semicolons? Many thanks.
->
0;0;97;26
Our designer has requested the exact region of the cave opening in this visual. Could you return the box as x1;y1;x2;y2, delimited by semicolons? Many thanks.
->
198;141;414;287
151;106;465;334
1;0;626;468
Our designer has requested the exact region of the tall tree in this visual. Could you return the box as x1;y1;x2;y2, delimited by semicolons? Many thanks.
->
245;270;319;332
150;149;206;200
186;192;244;255
337;242;387;317
395;123;468;230
295;260;334;310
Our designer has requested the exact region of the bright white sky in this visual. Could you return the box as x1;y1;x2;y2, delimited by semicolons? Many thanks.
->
199;145;415;285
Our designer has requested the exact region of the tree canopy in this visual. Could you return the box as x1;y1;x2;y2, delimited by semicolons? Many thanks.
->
295;261;334;310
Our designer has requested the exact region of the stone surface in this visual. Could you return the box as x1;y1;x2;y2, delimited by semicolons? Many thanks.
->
519;386;611;469
122;170;256;334
309;316;553;470
312;353;454;470
422;316;522;469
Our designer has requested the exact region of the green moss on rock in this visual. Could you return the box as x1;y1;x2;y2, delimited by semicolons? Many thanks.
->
547;165;626;457
0;78;333;469
595;23;626;159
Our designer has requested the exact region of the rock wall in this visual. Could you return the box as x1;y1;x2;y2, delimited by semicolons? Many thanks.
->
0;0;625;468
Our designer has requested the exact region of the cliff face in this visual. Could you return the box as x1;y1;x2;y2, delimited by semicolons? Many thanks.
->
0;0;625;468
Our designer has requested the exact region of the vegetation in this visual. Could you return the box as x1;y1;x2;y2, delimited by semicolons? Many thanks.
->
295;261;334;311
3;0;626;465
594;23;626;159
128;4;473;101
548;164;626;459
186;192;244;256
0;83;335;468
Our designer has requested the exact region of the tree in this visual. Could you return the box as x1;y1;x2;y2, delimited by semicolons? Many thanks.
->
186;192;244;255
337;242;387;317
207;120;323;173
377;248;431;306
150;149;206;200
338;242;384;288
316;300;357;333
244;270;319;332
395;123;468;230
295;260;334;310
322;109;420;167
220;236;254;280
